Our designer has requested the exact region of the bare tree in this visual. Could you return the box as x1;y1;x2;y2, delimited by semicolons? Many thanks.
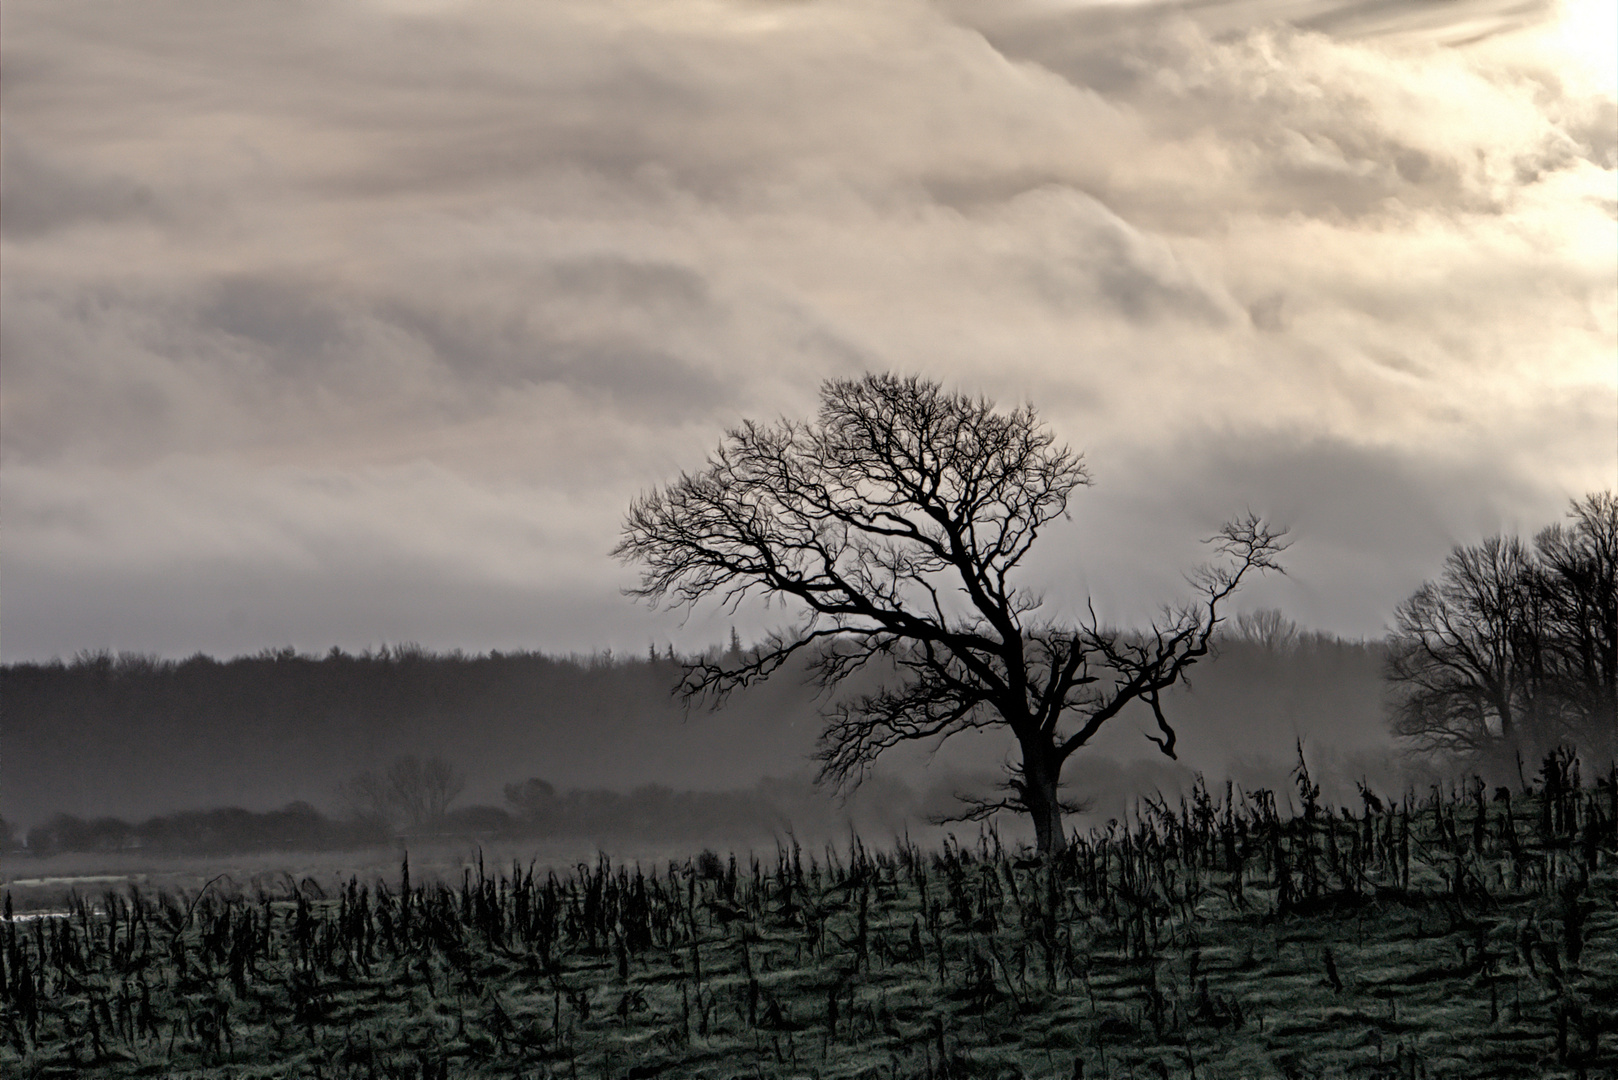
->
616;373;1287;854
504;777;558;821
1229;608;1301;653
1533;492;1618;752
338;769;394;825
1386;536;1537;755
340;755;465;829
1387;492;1617;765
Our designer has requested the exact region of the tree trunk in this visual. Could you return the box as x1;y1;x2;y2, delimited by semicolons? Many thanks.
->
1021;742;1068;856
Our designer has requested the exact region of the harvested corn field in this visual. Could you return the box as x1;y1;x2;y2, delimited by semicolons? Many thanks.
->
4;755;1615;1079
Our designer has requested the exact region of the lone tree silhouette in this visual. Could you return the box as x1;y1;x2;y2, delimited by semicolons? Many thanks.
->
616;374;1287;854
1387;491;1616;767
341;755;465;830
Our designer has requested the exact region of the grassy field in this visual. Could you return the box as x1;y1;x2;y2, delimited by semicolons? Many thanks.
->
4;757;1615;1079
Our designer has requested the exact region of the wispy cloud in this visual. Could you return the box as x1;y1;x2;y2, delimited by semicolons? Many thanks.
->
2;0;1611;658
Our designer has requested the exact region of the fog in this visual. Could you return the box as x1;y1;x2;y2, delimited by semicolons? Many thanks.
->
2;635;1406;840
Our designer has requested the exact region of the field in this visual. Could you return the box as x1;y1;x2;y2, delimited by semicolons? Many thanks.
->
4;756;1615;1079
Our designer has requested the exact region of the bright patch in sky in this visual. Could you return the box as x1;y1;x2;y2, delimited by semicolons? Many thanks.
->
1553;0;1617;94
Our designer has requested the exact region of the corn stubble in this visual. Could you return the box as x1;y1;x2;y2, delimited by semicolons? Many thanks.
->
3;754;1615;1079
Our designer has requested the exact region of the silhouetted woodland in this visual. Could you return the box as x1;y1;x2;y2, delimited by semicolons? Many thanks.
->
1;632;1394;839
2;645;813;829
21;804;390;857
1387;492;1616;767
16;773;932;857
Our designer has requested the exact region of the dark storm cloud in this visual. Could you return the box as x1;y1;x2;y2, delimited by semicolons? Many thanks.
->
0;249;744;470
0;136;164;238
374;256;735;413
201;276;352;364
0;0;1610;660
193;261;734;413
1134;428;1568;633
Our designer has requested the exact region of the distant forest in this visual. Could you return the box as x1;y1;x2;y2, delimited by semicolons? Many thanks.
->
1;633;1396;845
12;777;926;858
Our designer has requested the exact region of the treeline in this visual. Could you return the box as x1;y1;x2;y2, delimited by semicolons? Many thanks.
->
1;631;1393;828
20;804;390;857
0;645;827;827
1387;491;1617;766
16;775;927;858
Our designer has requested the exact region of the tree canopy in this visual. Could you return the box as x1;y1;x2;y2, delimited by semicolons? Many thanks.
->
617;373;1287;853
1387;492;1617;767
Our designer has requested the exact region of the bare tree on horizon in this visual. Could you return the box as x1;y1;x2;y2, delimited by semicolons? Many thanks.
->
1387;491;1617;767
1229;607;1302;653
616;373;1287;854
340;754;466;830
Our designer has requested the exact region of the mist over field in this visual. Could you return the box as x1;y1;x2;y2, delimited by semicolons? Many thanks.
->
1;632;1393;827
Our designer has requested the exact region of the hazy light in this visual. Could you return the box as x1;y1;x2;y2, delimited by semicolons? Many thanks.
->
1551;0;1617;96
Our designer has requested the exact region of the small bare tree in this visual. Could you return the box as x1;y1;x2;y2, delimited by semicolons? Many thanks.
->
504;777;558;821
1388;492;1617;765
616;373;1286;854
340;755;465;830
1230;608;1300;653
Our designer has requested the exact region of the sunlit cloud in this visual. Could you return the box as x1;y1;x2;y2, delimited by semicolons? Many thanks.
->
1;0;1612;659
1546;0;1617;96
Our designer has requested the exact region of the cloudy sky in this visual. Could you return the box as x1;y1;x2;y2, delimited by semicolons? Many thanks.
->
3;0;1614;662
